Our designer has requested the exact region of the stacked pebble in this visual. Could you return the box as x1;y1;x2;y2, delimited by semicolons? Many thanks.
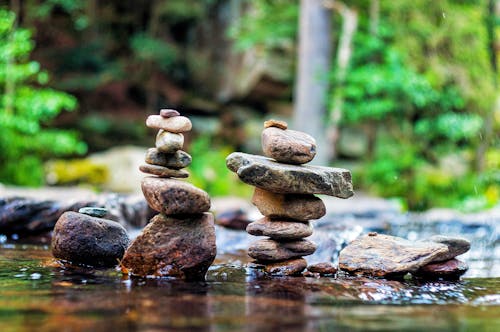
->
121;109;216;280
227;120;354;276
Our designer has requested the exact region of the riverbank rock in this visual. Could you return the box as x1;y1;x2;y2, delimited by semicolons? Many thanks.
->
246;217;313;240
141;177;210;215
52;211;130;267
121;213;216;279
338;233;449;277
416;258;468;280
226;152;353;197
251;188;325;221
248;238;317;261
261;127;316;164
263;258;308;276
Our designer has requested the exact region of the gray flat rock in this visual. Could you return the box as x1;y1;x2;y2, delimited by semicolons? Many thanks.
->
248;238;317;261
226;152;353;198
421;235;471;262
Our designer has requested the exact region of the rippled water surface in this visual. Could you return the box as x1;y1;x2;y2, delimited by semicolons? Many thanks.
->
0;244;498;332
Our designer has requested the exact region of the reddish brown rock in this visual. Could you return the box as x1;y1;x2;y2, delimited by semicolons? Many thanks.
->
248;238;317;261
122;213;216;279
146;115;192;133
139;164;189;178
159;109;180;118
52;211;130;267
264;119;288;130
263;258;307;276
251;188;325;221
421;235;471;262
141;177;210;215
307;262;337;275
155;130;184;153
246;217;313;240
416;258;468;280
338;233;450;277
262;127;316;164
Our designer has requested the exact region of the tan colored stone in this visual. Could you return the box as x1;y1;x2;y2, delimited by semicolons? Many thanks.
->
262;127;316;164
146;115;192;133
251;188;325;221
264;119;288;130
156;130;184;153
139;164;189;178
246;217;313;240
248;238;317;261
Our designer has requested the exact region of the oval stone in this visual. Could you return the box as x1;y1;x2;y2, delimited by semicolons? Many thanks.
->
262;127;316;164
263;258;307;276
251;188;325;221
159;109;180;118
147;115;192;133
248;238;317;261
51;211;130;267
246;217;313;240
145;148;192;169
416;258;468;280
139;164;189;178
156;130;184;153
307;262;337;275
141;177;210;214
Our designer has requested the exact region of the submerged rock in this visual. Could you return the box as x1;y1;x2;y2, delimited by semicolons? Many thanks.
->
51;211;130;267
248;238;317;261
251;188;325;221
261;127;316;164
121;213;216;279
416;258;468;280
338;233;449;277
226;152;353;198
246;217;313;240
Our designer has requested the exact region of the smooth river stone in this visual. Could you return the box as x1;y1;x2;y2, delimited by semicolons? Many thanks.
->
146;115;192;133
78;207;107;218
160;109;180;118
141;177;210;214
248;238;317;261
246;217;313;240
262;127;316;164
416;258;468;280
156;130;184;153
139;164;189;178
122;213;216;280
338;233;450;277
145;148;192;169
264;119;288;130
421;235;471;262
307;262;338;275
251;188;325;221
52;211;130;267
226;152;353;198
263;258;307;276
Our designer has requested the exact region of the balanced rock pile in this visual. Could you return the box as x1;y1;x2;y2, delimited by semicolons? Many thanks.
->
226;120;353;276
121;109;216;280
339;233;471;279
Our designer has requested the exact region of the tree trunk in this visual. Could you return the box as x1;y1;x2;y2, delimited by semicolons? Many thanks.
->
294;0;332;165
324;1;358;161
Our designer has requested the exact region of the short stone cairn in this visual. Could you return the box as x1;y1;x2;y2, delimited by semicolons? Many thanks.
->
121;109;216;280
226;120;354;275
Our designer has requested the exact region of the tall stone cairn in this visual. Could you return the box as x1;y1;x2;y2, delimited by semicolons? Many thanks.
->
122;109;216;280
226;120;354;276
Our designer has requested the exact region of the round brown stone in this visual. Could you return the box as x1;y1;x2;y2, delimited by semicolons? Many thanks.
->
147;115;192;133
145;148;192;169
122;213;216;279
141;177;210;214
263;258;307;276
262;127;316;164
160;109;180;118
251;188;325;221
264;119;288;130
156;130;184;153
416;258;468;280
307;262;337;275
248;238;317;261
246;217;313;240
139;164;189;178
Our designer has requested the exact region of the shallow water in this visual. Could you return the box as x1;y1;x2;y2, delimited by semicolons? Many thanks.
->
0;244;498;331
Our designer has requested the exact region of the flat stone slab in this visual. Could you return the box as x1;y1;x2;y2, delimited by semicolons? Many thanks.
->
139;164;189;178
122;213;216;279
252;188;325;221
420;235;471;262
246;217;313;240
226;152;353;198
248;238;317;261
339;233;450;277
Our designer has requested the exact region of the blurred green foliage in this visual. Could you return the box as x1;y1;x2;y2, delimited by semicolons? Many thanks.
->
0;9;86;186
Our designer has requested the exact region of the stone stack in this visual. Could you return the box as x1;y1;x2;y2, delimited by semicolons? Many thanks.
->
226;120;354;276
122;109;216;280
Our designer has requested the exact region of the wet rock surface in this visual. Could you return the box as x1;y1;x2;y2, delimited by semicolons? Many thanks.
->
51;211;130;267
248;239;317;261
226;152;353;197
421;235;471;262
416;258;469;280
261;127;316;164
251;188;325;221
145;148;192;169
141;177;210;215
307;262;338;275
122;213;216;279
339;233;450;277
262;258;308;276
246;217;313;240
